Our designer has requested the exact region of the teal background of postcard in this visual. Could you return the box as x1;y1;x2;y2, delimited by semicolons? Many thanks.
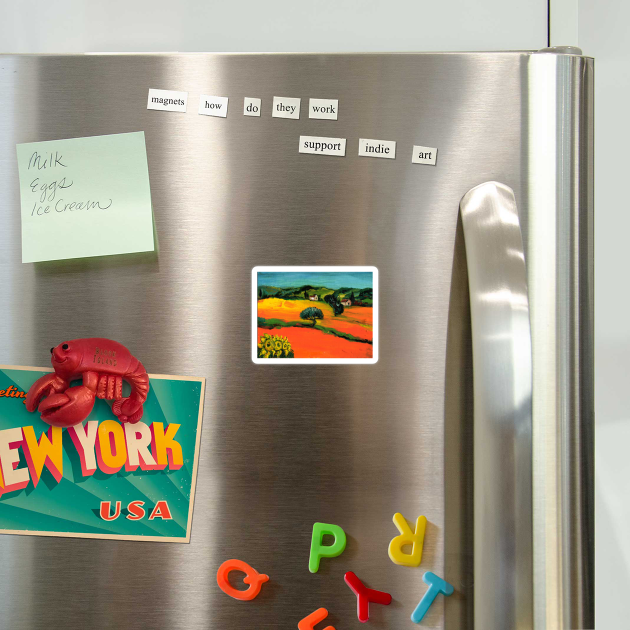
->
17;132;155;263
0;368;202;540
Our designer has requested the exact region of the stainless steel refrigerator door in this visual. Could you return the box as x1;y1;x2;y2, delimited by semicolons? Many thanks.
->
0;52;593;629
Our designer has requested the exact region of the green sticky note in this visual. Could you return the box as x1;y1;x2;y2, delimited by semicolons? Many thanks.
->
16;132;154;263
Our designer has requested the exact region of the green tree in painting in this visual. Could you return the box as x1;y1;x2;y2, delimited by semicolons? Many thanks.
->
300;307;324;327
324;293;344;316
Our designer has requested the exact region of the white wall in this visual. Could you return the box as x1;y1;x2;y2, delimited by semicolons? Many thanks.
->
576;1;629;627
0;0;547;53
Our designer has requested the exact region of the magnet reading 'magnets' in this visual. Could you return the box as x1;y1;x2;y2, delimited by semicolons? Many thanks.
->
25;338;149;427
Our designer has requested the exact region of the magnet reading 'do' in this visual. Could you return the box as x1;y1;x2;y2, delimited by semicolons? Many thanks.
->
26;338;149;427
252;266;379;365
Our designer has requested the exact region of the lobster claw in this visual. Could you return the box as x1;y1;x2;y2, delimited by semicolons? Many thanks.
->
37;386;96;428
112;398;144;424
25;373;66;413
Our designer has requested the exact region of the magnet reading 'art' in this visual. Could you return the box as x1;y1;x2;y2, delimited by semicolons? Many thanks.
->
388;512;427;567
216;559;269;601
25;338;149;427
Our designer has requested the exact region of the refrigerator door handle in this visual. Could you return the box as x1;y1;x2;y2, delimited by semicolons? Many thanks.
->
460;181;533;629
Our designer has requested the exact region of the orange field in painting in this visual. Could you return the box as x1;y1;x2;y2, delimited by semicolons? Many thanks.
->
257;297;373;359
257;327;373;359
258;298;373;341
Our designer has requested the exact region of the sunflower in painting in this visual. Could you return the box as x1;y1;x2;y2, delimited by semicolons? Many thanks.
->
258;333;294;358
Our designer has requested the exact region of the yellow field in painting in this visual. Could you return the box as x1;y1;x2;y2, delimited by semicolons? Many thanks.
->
257;298;373;341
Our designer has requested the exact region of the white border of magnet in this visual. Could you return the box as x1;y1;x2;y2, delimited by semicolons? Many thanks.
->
252;266;379;365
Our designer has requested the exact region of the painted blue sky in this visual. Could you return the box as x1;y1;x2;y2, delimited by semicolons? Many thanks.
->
258;271;373;290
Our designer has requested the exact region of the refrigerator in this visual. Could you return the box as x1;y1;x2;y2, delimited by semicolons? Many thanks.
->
0;50;593;629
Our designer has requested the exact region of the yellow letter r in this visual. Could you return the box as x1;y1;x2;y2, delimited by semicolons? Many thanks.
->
388;512;427;567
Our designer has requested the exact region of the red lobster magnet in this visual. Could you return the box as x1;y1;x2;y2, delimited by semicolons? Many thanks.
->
26;338;149;428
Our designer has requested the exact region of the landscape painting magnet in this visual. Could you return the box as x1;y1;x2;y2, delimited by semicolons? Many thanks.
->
252;266;378;364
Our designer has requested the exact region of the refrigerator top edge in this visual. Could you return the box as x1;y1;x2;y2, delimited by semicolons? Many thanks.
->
0;50;594;59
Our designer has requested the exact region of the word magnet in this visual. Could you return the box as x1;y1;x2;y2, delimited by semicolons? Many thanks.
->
244;97;261;117
411;145;438;165
308;98;338;120
388;512;427;566
309;522;346;573
299;136;346;157
344;571;392;622
198;95;228;118
147;88;187;112
358;138;396;159
272;96;300;119
216;559;269;601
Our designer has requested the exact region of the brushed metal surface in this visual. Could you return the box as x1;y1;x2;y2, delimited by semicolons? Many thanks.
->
460;182;533;630
0;52;593;629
